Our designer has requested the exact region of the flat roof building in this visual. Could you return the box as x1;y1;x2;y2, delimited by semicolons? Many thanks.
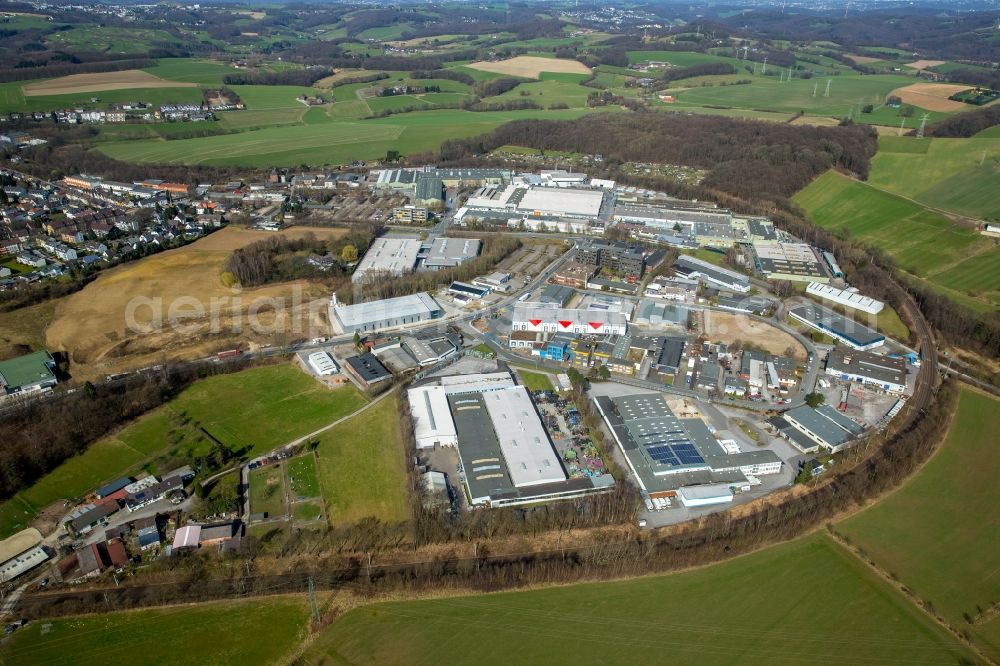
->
512;302;628;336
806;282;884;315
352;238;422;284
344;353;392;387
331;292;442;334
674;255;749;293
752;240;830;283
595;393;781;500
825;348;906;394
789;304;885;350
0;350;57;396
420;237;481;271
784;405;864;453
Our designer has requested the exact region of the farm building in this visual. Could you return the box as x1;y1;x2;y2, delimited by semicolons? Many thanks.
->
331;292;442;334
806;282;884;315
789;304;885;350
173;525;201;551
65;502;118;537
825;348;906;394
594;393;781;501
0;528;50;584
0;350;58;396
673;255;750;293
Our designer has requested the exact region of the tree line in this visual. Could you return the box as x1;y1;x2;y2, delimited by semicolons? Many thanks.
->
926;103;1000;138
222;67;333;87
224;229;377;288
439;112;877;201
0;356;278;503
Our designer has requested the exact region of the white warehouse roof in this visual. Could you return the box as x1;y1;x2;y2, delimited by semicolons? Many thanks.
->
518;187;604;218
806;282;884;315
308;351;339;376
482;386;566;488
333;292;441;330
408;385;458;449
352;237;422;283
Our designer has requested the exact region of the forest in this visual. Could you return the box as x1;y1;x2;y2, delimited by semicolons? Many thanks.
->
440;113;878;202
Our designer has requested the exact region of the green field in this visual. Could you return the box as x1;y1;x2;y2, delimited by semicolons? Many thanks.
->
303;533;975;665
144;58;240;86
1;598;307;666
249;463;287;519
793;170;999;310
315;395;410;525
288;453;321;499
626;50;739;67
0;85;206;114
839;388;1000;659
516;370;554;392
0;364;367;537
869;136;1000;219
96;107;614;166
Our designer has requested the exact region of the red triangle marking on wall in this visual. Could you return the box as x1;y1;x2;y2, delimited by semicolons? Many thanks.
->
589;321;602;330
529;319;543;327
558;320;572;329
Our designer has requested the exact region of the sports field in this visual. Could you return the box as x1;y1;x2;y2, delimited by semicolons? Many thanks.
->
315;395;410;525
0;364;366;537
839;388;1000;659
249;463;288;519
793;170;999;310
0;598;307;666
288;453;321;499
96;107;610;166
303;533;975;665
869;136;1000;220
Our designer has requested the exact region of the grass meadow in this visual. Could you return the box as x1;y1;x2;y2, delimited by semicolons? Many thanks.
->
315;395;410;526
0;364;366;537
1;598;307;666
288;453;321;500
516;370;555;392
303;533;975;665
838;388;1000;659
793;170;999;310
249;463;287;519
869;136;1000;219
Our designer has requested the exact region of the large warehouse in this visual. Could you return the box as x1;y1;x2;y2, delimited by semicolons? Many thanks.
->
784;404;865;453
330;292;442;334
464;184;606;220
789;304;885;350
806;282;884;315
825;348;906;394
407;372;613;507
595;393;782;504
752;240;830;283
351;237;422;284
512;302;629;336
352;236;481;283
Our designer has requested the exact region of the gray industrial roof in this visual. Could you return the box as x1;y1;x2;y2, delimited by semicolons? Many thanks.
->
785;406;855;447
826;349;905;386
345;353;392;383
789;304;884;348
334;292;441;329
448;393;514;501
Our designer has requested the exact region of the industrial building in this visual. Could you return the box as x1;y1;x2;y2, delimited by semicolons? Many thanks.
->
372;167;510;196
330;292;442;334
806;282;884;315
420;237;481;271
784;405;865;453
789;304;885;350
612;204;732;229
825;348;906;394
464;183;606;221
343;353;392;388
0;350;57;397
752;240;830;283
407;372;613;506
633;300;690;328
307;351;339;376
351;238;422;283
595;393;782;503
511;298;630;336
352;236;480;283
576;239;646;278
674;254;750;293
